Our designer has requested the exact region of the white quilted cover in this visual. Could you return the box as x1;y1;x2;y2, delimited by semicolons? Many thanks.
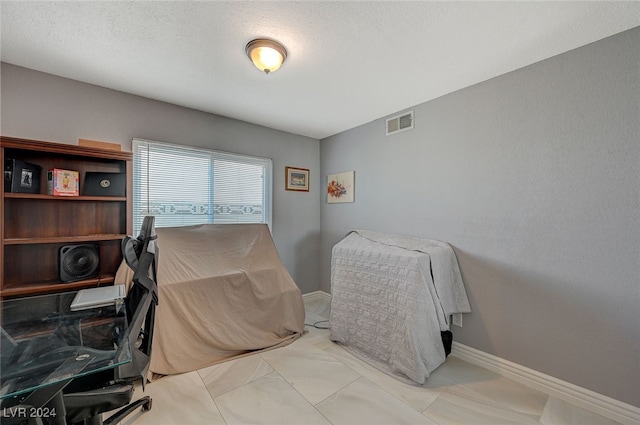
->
329;230;471;384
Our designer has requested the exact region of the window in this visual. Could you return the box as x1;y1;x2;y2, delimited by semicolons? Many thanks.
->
132;138;272;233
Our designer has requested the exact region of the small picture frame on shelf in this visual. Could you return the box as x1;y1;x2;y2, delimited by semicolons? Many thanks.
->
285;166;310;192
4;159;42;194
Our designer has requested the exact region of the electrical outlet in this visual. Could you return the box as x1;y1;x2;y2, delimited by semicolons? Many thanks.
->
452;313;462;327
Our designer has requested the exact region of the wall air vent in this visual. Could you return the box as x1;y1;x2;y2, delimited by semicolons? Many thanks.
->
386;110;414;136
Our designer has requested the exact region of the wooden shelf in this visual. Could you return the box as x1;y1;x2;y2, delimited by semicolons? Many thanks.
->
1;136;132;161
5;193;127;202
1;136;132;298
0;274;116;298
5;234;127;245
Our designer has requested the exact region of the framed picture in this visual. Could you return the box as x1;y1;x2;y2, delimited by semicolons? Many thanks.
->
327;171;355;203
285;166;310;192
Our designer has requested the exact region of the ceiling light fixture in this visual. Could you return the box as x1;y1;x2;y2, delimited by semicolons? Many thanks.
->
245;38;287;74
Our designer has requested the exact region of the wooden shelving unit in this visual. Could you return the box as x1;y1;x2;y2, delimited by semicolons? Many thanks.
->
1;136;132;298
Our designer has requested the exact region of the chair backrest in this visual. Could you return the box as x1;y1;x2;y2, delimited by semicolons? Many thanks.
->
116;216;159;384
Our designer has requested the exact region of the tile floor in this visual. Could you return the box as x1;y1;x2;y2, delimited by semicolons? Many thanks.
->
120;298;621;425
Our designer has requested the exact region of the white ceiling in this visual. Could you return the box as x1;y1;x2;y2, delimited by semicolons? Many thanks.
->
2;1;639;140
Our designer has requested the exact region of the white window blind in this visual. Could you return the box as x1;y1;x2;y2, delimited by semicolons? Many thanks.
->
132;138;272;233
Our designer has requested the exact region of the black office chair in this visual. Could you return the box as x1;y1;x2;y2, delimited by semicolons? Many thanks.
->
62;216;159;425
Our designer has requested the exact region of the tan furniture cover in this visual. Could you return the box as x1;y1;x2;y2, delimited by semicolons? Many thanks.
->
116;223;305;377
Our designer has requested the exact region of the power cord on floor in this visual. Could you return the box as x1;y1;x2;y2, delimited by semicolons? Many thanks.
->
304;320;330;329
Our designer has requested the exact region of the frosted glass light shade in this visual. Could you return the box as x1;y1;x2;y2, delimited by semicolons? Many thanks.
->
245;39;287;74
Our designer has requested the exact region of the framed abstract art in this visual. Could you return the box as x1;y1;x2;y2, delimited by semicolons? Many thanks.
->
327;171;354;203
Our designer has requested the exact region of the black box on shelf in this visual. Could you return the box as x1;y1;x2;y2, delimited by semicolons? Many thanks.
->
82;172;126;197
4;159;42;194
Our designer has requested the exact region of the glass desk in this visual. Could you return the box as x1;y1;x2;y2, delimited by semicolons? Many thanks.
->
0;291;130;424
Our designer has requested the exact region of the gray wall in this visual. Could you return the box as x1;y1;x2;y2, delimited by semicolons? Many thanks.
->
320;27;639;406
0;63;321;294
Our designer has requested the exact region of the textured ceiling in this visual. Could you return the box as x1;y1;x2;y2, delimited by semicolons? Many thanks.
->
1;1;639;139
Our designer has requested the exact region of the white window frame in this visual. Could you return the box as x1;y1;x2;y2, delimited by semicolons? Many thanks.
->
132;138;272;233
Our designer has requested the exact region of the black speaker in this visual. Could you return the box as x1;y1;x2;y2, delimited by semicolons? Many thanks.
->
59;244;100;283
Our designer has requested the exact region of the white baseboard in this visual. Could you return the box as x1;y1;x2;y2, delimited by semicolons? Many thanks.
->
302;290;332;304
452;342;640;425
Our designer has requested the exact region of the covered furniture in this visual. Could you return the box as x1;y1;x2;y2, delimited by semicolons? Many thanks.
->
116;223;305;377
330;230;471;384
